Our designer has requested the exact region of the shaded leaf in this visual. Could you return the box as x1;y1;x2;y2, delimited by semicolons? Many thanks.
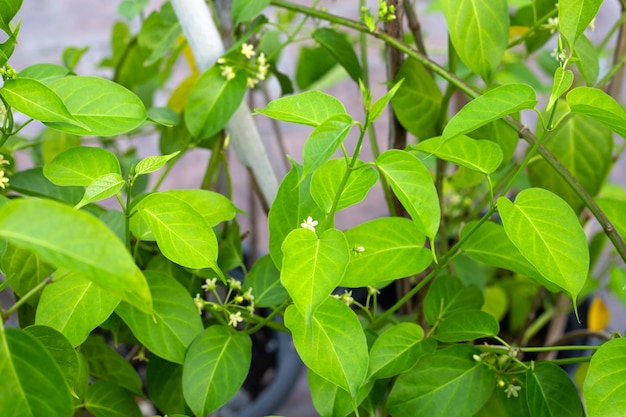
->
243;254;287;308
84;380;142;417
526;362;583;417
116;271;203;364
558;0;602;49
146;356;192;415
547;68;574;111
434;310;499;342
302;114;353;178
392;58;441;139
182;326;252;416
574;35;599;85
232;0;271;23
367;322;425;379
387;344;495;417
312;28;362;83
423;275;483;325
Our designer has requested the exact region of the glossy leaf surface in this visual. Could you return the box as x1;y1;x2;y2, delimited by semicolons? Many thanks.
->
558;0;602;48
285;297;368;397
441;0;509;80
116;271;203;364
341;217;431;287
84;380;142;417
567;87;626;138
584;338;626;417
45;75;147;136
281;228;349;321
387;344;495;417
182;326;252;416
434;310;499;342
0;199;152;313
443;84;537;141
243;254;287;308
423;275;483;325
497;188;589;305
134;151;180;176
255;90;347;127
75;173;125;209
411;135;503;174
302;114;353;178
312;28;362;83
376;150;440;239
44;146;121;187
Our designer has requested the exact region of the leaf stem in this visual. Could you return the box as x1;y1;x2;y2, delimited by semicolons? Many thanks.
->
2;277;53;319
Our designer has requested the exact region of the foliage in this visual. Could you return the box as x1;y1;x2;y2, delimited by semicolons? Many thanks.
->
1;0;625;416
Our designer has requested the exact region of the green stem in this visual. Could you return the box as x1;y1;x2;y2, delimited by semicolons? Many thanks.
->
3;277;53;319
151;147;186;192
246;302;289;334
506;9;556;49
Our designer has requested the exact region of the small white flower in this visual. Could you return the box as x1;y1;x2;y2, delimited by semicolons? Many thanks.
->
589;17;596;32
257;52;267;66
353;245;365;255
228;311;244;327
544;16;559;34
0;170;9;189
227;277;242;291
220;65;236;80
243;287;254;302
193;293;204;315
202;278;217;292
504;384;522;399
367;286;380;296
247;77;259;88
217;57;226;64
241;43;256;59
300;216;319;232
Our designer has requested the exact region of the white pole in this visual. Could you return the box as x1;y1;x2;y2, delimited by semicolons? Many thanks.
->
171;0;278;208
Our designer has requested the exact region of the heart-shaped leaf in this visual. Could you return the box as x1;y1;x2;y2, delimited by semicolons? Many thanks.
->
411;135;503;174
255;90;347;127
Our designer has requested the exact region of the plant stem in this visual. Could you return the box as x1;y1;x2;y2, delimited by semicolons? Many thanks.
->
2;277;52;319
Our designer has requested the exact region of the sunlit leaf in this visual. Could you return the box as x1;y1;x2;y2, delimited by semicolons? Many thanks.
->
567;87;626;139
434;310;499;342
558;0;602;49
75;173;125;209
302;114;353;178
367;322;425;380
44;146;121;187
583;338;626;417
255;90;347;127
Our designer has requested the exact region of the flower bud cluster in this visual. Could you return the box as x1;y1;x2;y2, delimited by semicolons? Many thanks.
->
0;64;18;80
217;42;270;89
194;276;256;328
0;155;10;190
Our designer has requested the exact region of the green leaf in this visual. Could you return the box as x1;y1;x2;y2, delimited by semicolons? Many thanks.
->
136;192;219;270
35;271;121;347
370;79;403;123
268;164;325;268
255;90;347;127
312;28;362;83
18;63;70;84
294;44;337;90
40;128;81;163
116;271;203;364
44;146;121;187
441;0;509;80
469;119;519;166
162;189;237;226
574;34;599;85
232;0;271;23
434;310;499;342
0;323;73;417
134;151;180;176
308;370;374;417
1;78;85;128
558;0;602;49
392;58;442;139
45;76;147;136
547;68;574;111
367;322;425;380
146;356;192;415
0;0;22;34
567;87;626;139
596;198;626;240
285;297;368;397
302;114;353;178
24;325;81;393
461;221;560;291
75;173;125;209
410;135;503;174
0;199;152;313
443;84;537;140
184;64;247;138
527;362;583;417
182;326;252;416
84;380;142;417
341;217;432;287
81;335;143;396
529;108;613;213
243;254;287;308
281;228;349;321
423;275;483;325
311;158;378;214
376;150;440;240
137;2;181;65
8;168;83;204
497;188;589;306
584;338;626;417
387;344;495;417
1;243;54;306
